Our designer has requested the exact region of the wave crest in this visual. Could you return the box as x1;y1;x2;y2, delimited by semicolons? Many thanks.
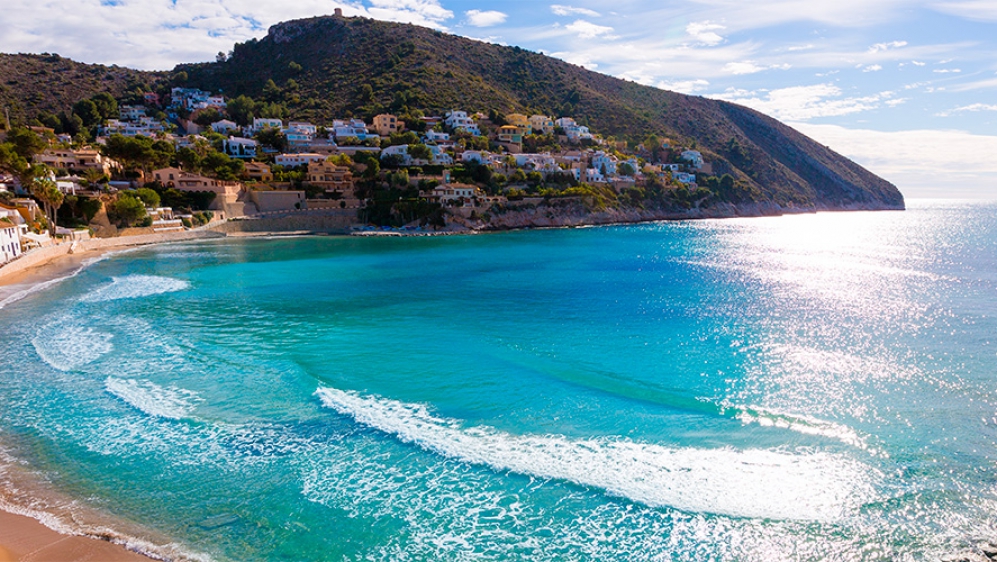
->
81;275;190;303
315;387;879;521
105;377;200;420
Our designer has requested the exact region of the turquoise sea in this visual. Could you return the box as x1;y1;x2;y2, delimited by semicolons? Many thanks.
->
1;200;996;561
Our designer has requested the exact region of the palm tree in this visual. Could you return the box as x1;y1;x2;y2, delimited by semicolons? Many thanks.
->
29;167;64;236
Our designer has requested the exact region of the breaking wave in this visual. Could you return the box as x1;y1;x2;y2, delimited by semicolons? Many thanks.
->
316;387;879;521
81;275;190;303
105;377;200;420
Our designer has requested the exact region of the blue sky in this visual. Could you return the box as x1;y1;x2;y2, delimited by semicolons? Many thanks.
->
4;0;996;198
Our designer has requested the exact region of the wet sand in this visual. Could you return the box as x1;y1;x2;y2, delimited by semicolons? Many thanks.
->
0;511;153;562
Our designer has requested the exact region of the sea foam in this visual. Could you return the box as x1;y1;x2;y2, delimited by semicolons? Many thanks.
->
81;275;190;303
105;377;200;420
31;322;113;372
315;387;879;521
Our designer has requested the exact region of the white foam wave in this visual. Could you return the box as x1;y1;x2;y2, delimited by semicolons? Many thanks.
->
105;377;200;420
733;405;880;455
80;275;190;303
31;322;113;371
315;387;879;521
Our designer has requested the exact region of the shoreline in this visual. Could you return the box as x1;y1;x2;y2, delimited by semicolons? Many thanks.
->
0;511;155;562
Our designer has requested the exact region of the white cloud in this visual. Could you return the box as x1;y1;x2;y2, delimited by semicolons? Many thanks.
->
935;103;997;117
686;22;726;46
862;64;883;72
465;9;506;27
565;20;616;39
931;0;997;22
658;79;711;94
711;83;892;121
933;68;962;73
912;60;926;66
868;40;907;53
367;0;453;28
790;123;997;198
551;4;601;17
723;60;790;75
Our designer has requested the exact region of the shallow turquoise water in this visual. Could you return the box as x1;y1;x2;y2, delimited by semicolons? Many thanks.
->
2;200;997;560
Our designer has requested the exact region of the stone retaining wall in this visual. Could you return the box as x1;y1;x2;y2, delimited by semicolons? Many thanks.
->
211;210;359;234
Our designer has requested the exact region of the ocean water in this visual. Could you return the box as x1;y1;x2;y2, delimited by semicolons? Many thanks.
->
1;199;996;561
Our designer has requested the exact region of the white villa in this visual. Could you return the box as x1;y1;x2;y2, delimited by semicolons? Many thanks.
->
444;111;481;135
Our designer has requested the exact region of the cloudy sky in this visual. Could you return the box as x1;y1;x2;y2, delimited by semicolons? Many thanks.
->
4;0;996;198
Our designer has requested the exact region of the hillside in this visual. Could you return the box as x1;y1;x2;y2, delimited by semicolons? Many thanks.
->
0;53;163;124
0;14;904;211
175;14;902;210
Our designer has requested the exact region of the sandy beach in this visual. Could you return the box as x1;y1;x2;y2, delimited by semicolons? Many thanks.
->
0;511;153;562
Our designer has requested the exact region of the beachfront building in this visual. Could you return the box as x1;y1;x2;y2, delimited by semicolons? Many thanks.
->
152;167;243;196
444;111;481;135
0;211;23;264
306;161;355;196
372;114;403;136
421;183;482;206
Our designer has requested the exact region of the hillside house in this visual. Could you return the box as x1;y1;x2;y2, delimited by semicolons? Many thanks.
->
275;153;326;167
243;162;273;182
444;111;481;135
223;138;259;159
591;151;618;176
211;120;238;134
681;150;704;169
373;114;404;136
529;115;555;135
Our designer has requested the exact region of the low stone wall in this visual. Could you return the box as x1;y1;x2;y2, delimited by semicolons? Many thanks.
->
0;244;74;280
211;210;359;234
